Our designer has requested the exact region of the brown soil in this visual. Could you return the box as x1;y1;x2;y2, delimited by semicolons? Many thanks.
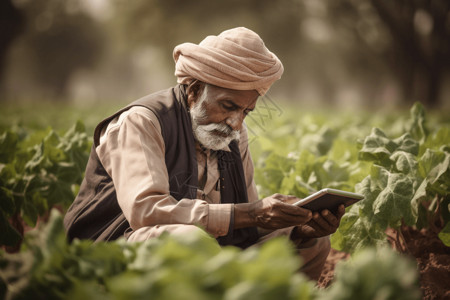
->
317;227;450;300
317;248;350;288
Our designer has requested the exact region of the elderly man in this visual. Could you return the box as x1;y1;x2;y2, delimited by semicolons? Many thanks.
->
64;27;344;280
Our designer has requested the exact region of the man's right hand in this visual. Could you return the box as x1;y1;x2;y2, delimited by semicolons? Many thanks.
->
234;193;313;230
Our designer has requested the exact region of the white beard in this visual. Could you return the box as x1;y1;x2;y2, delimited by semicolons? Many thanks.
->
190;100;240;151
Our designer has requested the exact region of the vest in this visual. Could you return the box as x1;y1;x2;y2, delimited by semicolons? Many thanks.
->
63;85;259;248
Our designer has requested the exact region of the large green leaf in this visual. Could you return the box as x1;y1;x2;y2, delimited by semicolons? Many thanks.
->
419;126;450;156
389;151;417;174
410;179;428;225
331;173;388;252
392;133;419;155
418;149;450;184
372;173;415;228
359;128;397;165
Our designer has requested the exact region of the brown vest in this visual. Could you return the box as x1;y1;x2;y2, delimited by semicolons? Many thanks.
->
63;85;258;248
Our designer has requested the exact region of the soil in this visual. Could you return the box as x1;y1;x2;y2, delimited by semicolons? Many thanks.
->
317;227;450;300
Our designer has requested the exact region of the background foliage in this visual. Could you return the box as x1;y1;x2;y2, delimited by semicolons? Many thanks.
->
1;0;449;108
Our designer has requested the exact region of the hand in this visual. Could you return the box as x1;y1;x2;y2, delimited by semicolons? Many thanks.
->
292;204;345;239
234;193;312;230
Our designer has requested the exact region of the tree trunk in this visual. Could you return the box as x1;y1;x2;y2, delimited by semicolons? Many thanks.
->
0;0;24;96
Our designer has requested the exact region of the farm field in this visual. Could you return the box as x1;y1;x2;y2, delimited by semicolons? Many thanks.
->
1;100;449;299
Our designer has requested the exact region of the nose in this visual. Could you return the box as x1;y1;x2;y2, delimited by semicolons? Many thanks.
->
226;111;244;131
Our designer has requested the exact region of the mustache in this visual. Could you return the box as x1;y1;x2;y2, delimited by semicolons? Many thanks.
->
200;123;237;137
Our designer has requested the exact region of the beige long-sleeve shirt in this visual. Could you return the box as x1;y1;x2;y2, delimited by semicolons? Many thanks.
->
96;106;259;238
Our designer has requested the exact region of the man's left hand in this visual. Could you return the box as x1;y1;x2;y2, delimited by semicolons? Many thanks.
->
292;204;345;239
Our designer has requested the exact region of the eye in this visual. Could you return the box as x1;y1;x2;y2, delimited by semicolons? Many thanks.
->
221;102;235;111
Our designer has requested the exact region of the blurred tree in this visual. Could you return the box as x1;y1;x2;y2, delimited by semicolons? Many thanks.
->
3;0;105;100
109;0;449;107
110;0;307;95
295;0;449;107
3;0;448;106
0;0;24;93
370;0;450;107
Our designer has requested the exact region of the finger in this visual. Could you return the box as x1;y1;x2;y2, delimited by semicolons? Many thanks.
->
271;193;284;200
276;214;311;227
284;194;298;201
257;213;309;229
277;207;313;225
320;209;340;227
337;204;346;219
256;203;311;226
280;203;312;219
312;212;335;231
272;194;300;204
304;219;327;236
285;195;302;205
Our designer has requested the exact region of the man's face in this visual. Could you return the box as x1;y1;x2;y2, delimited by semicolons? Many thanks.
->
187;82;259;150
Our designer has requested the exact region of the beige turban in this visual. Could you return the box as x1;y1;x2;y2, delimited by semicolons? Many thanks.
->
173;27;284;96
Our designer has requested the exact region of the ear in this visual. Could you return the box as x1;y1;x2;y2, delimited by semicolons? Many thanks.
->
186;80;204;108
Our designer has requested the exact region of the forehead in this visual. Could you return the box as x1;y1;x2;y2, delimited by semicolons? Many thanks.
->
204;84;259;107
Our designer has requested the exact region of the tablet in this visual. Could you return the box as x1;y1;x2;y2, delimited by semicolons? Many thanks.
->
293;188;364;213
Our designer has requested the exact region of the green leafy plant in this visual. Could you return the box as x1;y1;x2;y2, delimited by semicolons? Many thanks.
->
248;102;449;252
0;210;317;300
250;112;372;200
0;210;420;300
0;122;91;249
331;103;450;252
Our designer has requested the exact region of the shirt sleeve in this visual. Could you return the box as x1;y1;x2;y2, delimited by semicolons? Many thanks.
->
96;106;232;237
239;123;259;203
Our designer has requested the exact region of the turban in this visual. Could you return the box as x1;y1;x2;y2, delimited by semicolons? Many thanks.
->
173;27;284;96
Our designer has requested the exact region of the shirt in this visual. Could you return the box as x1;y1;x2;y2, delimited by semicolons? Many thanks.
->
96;106;259;238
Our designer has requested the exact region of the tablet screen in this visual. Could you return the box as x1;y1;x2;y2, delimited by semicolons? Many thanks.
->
294;188;364;213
